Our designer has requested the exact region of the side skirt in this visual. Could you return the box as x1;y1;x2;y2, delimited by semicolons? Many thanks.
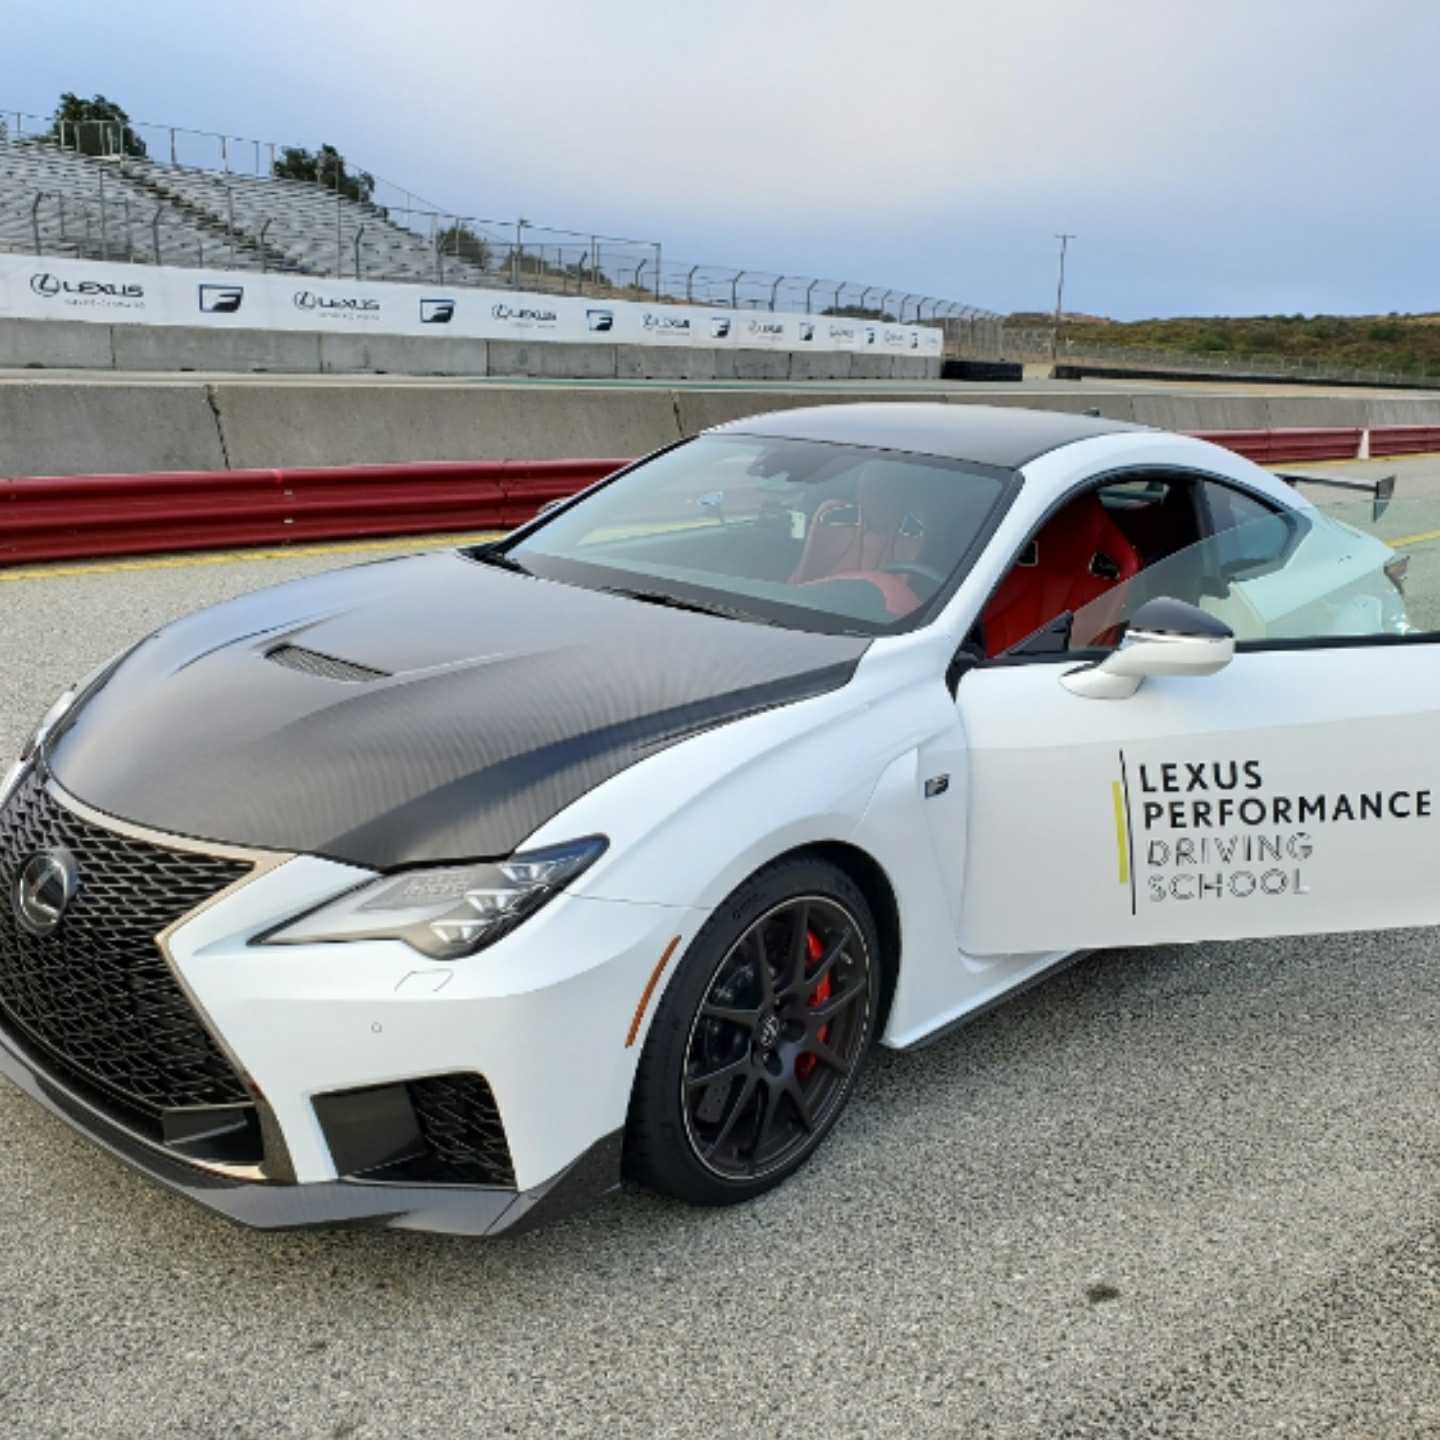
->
889;948;1095;1052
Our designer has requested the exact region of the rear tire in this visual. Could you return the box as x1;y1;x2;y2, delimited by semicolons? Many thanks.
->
624;854;880;1206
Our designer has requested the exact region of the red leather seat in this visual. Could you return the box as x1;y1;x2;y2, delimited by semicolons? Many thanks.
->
791;473;923;586
791;471;928;618
982;494;1141;656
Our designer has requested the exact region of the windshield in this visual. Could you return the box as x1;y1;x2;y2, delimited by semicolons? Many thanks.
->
492;434;1012;634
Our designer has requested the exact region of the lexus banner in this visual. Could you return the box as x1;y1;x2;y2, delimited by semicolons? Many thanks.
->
1;256;944;357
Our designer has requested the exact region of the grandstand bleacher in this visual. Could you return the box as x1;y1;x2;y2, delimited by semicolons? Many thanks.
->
0;141;499;283
0;109;1002;344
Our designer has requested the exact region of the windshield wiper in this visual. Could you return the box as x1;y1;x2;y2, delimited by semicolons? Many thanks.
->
601;586;753;622
471;546;532;576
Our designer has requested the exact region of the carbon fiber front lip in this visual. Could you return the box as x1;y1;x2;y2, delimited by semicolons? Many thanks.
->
0;1016;622;1235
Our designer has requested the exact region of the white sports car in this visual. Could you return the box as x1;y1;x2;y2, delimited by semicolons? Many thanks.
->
0;403;1426;1234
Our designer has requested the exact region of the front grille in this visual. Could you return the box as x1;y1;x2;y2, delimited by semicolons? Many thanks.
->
0;769;253;1130
267;644;388;683
409;1074;516;1188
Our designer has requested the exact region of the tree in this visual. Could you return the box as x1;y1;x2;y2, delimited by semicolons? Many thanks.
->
48;93;147;158
272;144;375;203
435;222;493;270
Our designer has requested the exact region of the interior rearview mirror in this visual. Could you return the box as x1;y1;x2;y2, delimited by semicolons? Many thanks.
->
1060;597;1234;700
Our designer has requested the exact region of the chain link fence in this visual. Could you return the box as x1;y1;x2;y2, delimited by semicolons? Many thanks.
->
0;105;1005;352
11;106;1439;383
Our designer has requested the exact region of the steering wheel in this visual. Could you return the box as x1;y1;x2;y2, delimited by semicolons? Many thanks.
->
881;562;947;594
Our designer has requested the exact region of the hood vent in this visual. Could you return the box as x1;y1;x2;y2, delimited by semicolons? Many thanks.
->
266;644;389;683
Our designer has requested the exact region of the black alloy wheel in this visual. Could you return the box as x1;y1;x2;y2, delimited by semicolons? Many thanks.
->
625;856;880;1205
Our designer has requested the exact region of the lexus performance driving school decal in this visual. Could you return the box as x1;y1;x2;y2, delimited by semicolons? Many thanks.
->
1112;754;1433;909
198;284;244;314
420;298;456;324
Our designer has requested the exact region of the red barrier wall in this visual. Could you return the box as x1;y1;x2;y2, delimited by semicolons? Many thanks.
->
1192;428;1363;463
6;424;1440;569
0;459;627;566
1367;426;1440;458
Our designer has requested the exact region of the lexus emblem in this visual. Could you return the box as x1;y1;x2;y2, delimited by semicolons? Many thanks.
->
13;849;78;938
757;1013;782;1052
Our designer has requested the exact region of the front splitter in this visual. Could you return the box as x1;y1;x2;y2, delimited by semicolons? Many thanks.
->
0;1020;623;1236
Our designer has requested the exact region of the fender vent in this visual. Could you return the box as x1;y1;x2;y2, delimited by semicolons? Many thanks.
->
267;645;388;683
409;1074;515;1188
313;1072;516;1189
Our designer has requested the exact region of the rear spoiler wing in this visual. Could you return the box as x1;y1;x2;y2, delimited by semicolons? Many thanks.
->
1277;471;1396;522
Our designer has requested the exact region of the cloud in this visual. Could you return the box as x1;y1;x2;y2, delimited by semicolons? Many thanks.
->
9;0;1440;316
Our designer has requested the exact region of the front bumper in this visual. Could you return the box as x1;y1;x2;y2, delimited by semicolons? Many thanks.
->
0;777;702;1234
0;1011;621;1233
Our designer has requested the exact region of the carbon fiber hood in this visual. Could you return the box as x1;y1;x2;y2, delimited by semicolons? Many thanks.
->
46;552;867;868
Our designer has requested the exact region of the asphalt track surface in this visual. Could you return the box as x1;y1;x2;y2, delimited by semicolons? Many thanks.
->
5;458;1440;1439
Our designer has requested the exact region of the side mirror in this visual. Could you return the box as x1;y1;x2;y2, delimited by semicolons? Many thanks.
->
1060;597;1234;699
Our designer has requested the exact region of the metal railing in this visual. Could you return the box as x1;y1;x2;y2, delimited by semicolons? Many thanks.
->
2;188;297;273
0;106;1002;350
0;105;439;220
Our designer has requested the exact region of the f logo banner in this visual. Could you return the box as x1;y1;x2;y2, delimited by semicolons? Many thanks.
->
199;285;244;314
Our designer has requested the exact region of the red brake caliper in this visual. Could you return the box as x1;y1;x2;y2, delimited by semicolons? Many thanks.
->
795;929;831;1082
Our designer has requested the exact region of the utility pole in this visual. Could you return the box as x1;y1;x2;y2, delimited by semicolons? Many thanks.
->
1051;232;1076;361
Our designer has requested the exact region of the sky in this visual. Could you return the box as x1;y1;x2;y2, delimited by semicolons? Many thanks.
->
7;0;1440;320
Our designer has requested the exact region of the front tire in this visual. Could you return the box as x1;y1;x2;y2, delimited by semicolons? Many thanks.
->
625;855;880;1206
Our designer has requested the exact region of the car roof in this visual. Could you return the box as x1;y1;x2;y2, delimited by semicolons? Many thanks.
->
708;402;1151;469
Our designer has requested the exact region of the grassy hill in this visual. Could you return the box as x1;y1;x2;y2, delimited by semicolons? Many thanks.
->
1031;313;1440;378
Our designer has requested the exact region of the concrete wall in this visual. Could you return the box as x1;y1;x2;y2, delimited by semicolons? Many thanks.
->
0;382;228;476
0;317;115;370
0;381;945;475
112;325;323;375
211;384;687;469
8;377;1440;477
0;316;940;384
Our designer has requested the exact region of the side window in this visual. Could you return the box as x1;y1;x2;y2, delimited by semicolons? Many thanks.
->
1070;487;1421;649
1198;481;1295;583
1204;480;1277;534
983;470;1206;657
1097;476;1171;506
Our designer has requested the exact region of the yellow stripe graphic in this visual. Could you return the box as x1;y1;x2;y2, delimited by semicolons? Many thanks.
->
1111;780;1130;886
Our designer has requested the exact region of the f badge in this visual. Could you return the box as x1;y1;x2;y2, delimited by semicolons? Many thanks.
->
13;848;78;938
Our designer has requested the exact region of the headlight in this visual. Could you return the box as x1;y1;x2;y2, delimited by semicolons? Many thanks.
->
259;836;608;960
